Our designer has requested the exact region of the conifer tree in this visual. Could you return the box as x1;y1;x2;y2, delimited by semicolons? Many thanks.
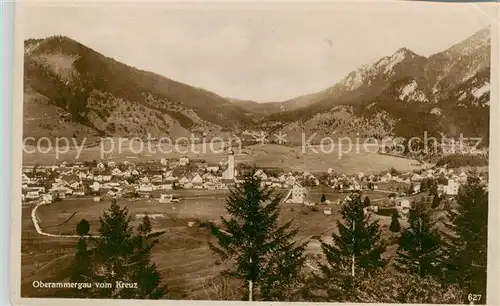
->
442;174;488;302
429;180;438;196
389;211;401;233
70;219;92;296
306;193;386;301
363;196;371;207
420;179;428;192
208;172;308;301
70;200;167;299
395;204;442;277
431;194;441;209
408;183;414;195
321;194;326;203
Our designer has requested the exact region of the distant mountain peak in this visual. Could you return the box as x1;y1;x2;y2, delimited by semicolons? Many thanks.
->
25;35;91;57
442;26;490;57
339;46;421;91
393;47;416;56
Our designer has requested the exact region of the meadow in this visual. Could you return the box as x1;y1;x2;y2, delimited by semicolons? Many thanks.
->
21;188;418;298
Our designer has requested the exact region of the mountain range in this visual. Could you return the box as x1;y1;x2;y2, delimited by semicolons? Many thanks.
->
23;27;491;144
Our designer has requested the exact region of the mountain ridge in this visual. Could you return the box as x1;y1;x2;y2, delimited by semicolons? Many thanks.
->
23;27;491;145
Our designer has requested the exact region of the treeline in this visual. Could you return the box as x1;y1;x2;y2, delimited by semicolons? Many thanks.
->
66;171;487;303
436;154;488;168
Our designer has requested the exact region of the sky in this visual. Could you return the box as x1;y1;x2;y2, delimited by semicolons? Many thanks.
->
23;1;493;102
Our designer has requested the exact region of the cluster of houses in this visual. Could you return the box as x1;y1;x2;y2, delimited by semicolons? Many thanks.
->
21;149;486;207
21;153;236;204
323;166;484;197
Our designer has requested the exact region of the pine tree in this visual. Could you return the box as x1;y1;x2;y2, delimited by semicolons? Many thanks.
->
363;196;371;207
70;219;92;296
408;183;414;195
389;212;401;233
395;204;442;277
321;194;327;203
420;179;428;192
130;215;166;299
429;180;438;196
70;200;167;299
442;174;488;301
431;194;441;209
306;193;386;301
208;172;308;301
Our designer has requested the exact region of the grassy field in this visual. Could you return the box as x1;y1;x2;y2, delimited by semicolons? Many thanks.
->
21;188;417;299
22;143;418;174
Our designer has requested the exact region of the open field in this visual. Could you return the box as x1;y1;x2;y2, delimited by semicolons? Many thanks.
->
22;143;419;174
21;188;424;298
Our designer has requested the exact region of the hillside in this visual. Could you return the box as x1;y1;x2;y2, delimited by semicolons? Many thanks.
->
258;27;491;144
23;36;254;141
23;28;491;146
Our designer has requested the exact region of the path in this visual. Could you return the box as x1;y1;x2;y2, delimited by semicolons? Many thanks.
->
31;201;167;239
31;201;83;238
30;190;401;239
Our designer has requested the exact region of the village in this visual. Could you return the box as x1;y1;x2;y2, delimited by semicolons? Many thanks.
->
21;147;486;213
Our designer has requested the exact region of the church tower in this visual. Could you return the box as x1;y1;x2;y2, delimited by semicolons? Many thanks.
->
222;149;235;180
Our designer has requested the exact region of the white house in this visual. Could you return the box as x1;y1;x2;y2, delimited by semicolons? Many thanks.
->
179;176;190;186
381;173;392;182
191;173;203;186
446;179;460;196
179;156;190;166
159;184;173;190
138;183;153;192
283;182;306;204
397;199;411;215
410;173;422;182
159;194;173;203
97;162;105;170
413;183;421;194
77;171;87;180
69;181;80;190
286;175;297;185
41;194;53;204
254;169;268;181
26;191;41;199
111;168;123;176
458;172;468;184
91;181;101;192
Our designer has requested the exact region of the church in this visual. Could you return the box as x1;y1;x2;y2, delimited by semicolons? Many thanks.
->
221;149;237;182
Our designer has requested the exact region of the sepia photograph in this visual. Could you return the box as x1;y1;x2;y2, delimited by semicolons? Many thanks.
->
11;1;498;304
